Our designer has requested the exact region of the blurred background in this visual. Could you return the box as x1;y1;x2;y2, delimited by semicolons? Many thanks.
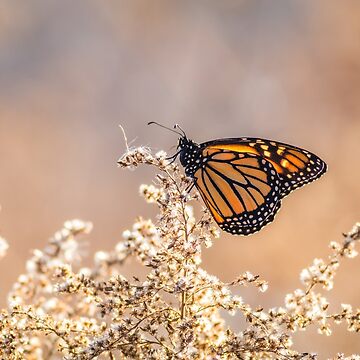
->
0;0;359;356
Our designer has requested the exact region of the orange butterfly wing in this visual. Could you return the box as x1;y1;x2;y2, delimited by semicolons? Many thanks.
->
193;150;282;235
191;138;327;235
202;137;327;197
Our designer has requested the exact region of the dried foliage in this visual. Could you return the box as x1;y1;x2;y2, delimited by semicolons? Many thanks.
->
0;147;359;359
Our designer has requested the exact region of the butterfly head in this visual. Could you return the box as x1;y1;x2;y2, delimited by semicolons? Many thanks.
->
147;122;201;177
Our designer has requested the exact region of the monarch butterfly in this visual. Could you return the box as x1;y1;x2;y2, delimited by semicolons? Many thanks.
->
149;122;327;236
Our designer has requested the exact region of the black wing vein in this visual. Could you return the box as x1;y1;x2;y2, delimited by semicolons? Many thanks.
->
206;163;250;211
203;169;237;215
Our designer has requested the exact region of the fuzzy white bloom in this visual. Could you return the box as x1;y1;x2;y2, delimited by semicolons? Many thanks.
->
78;267;92;277
8;295;23;309
62;238;82;263
42;298;59;312
300;268;312;284
344;246;358;258
330;241;342;251
155;150;167;160
64;219;93;234
94;251;110;264
0;236;9;258
259;282;269;293
25;259;37;273
114;241;128;261
341;303;353;313
122;229;132;239
139;184;162;203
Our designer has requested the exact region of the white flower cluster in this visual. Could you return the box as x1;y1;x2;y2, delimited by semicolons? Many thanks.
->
0;146;358;359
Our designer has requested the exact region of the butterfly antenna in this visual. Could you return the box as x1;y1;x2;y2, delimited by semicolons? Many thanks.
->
174;124;186;137
148;121;183;137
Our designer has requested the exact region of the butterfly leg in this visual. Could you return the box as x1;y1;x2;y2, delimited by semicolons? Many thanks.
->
184;181;195;193
179;181;196;203
165;150;181;164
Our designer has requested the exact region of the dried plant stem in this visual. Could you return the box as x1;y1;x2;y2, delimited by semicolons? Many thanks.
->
1;147;358;359
180;187;190;320
180;263;188;319
163;166;191;320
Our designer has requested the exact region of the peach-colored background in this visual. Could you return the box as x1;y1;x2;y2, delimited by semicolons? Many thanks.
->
0;1;359;356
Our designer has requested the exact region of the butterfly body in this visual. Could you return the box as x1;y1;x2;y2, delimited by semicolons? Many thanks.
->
178;137;202;177
177;135;327;236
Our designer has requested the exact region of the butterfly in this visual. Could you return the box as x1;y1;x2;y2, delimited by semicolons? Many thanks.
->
149;122;327;235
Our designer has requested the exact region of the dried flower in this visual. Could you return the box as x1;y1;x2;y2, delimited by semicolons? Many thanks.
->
0;146;358;359
0;236;9;258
